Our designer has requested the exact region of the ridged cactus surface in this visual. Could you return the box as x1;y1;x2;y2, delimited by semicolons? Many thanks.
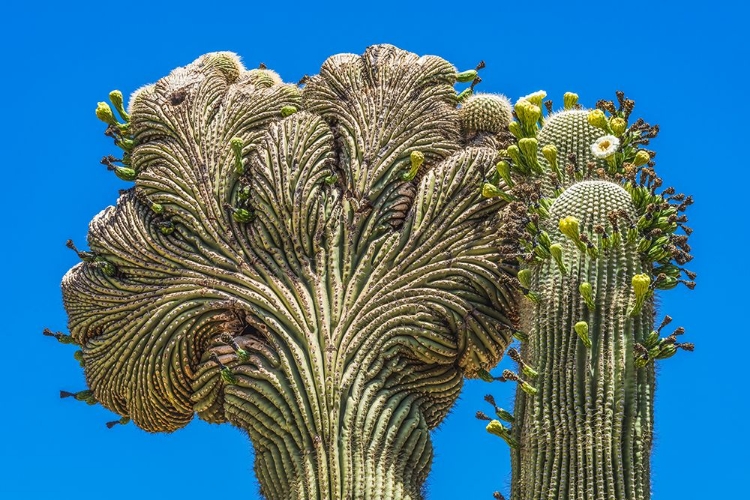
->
56;45;520;500
478;93;693;500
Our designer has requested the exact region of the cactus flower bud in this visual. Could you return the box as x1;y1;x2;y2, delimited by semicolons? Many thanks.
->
151;202;164;214
280;105;297;117
628;273;652;316
521;90;546;108
579;282;595;311
541;143;558;170
495;160;513;187
486;420;517;447
574;321;592;348
477;369;495;383
563;92;579;110
514;100;541;132
402;150;424;181
108;90;130;121
559;216;586;252
633;150;650;167
96;102;118;126
508;121;523;138
587;109;609;131
549;243;567;274
518;138;541;173
610;117;627;136
517;269;532;289
481;183;512;201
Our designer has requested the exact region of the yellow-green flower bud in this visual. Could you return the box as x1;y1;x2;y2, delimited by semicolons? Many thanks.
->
559;216;586;252
522;90;546;108
587;109;609;131
518;138;541;173
563;92;579;110
610;117;627;136
644;330;660;349
151;202;163;214
541;144;558;171
495;160;513;187
109;90;130;121
629;273;652;316
508;121;523;138
324;174;338;185
96;102;118;126
402;150;425;181
512;330;528;343
73;350;85;367
506;145;522;168
579;282;595;311
549;243;567;274
280;105;297;117
633;150;651;167
486;420;518;448
574;321;592;348
514;100;541;130
517;269;532;289
481;183;512;201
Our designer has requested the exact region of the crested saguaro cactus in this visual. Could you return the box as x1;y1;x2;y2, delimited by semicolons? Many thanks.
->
479;92;694;500
57;46;522;499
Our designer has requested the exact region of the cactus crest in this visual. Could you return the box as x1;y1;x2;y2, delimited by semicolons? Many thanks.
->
57;45;521;500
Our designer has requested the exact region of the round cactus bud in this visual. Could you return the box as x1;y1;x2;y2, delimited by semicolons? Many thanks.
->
459;93;513;135
232;208;254;223
108;90;130;121
521;90;546;108
514;99;541;129
610;117;627;136
281;105;298;117
96;102;118;126
517;269;532;289
574;321;592;348
563;92;579;110
633;150;651;167
579;282;595;310
587;109;609;130
401;150;425;181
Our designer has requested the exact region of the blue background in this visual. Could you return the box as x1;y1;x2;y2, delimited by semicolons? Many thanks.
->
1;1;746;498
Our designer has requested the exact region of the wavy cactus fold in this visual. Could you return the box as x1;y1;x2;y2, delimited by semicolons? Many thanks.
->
60;45;520;499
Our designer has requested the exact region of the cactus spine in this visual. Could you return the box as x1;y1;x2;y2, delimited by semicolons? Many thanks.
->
482;93;694;500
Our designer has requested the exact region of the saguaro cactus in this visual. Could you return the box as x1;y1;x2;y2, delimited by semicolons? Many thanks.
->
56;45;522;499
479;92;694;499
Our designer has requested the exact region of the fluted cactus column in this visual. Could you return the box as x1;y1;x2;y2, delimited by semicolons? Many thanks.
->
480;92;694;500
56;46;521;500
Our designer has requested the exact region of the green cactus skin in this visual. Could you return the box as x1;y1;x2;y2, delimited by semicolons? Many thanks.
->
513;180;655;500
486;99;694;500
58;46;519;499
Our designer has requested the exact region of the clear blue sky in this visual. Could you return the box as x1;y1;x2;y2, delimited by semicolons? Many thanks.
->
1;1;746;498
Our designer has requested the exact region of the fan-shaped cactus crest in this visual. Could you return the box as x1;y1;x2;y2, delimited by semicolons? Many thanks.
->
59;45;521;499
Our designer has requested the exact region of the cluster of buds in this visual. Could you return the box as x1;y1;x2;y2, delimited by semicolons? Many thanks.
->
96;90;136;180
210;352;238;385
634;315;693;367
